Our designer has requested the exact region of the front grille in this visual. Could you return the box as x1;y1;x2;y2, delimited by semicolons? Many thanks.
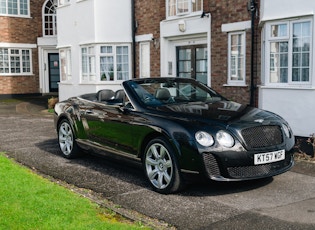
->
227;156;292;179
241;125;283;149
228;164;272;178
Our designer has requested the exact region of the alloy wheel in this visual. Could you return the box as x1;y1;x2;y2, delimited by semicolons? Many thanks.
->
58;121;74;156
145;143;173;190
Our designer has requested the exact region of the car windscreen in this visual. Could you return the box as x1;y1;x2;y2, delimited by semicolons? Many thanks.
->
128;79;224;106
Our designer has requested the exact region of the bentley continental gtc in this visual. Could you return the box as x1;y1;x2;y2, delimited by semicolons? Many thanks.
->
54;78;295;194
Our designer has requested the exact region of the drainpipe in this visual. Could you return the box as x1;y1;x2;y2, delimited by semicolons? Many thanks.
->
131;0;136;78
249;0;256;107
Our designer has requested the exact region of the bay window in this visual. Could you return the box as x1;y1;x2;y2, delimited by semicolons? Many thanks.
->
81;44;131;83
266;19;312;85
81;46;96;82
100;45;129;81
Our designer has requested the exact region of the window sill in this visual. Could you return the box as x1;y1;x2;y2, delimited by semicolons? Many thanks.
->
164;12;204;21
0;74;34;77
79;81;125;85
223;84;248;87
259;85;315;90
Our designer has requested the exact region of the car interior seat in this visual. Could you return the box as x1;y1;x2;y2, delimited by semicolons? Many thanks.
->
155;88;171;101
97;89;115;102
114;89;126;103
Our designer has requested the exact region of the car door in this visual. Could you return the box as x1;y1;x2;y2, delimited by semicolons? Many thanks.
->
79;101;135;155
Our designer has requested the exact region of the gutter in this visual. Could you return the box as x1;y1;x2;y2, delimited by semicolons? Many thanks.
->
131;0;136;78
249;0;257;107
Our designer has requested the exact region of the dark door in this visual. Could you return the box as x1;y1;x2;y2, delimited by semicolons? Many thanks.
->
176;45;208;84
48;53;60;92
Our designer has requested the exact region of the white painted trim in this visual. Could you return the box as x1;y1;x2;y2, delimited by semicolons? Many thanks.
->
0;43;37;48
221;21;251;32
135;34;153;42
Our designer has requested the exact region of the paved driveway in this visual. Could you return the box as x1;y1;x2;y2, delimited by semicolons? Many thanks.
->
0;98;315;229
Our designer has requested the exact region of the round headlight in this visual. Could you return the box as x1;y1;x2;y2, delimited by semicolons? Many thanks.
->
216;131;235;148
282;124;291;138
195;131;214;147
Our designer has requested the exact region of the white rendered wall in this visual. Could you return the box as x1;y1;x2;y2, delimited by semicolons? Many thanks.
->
57;0;131;100
259;87;315;137
260;0;315;22
259;0;315;137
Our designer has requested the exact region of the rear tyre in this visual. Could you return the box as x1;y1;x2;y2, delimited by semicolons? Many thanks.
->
143;137;184;194
58;119;80;159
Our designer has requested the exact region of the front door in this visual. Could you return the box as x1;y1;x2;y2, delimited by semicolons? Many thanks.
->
48;53;60;92
176;45;208;85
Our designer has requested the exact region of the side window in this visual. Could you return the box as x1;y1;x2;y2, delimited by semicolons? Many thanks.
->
60;48;72;82
81;46;96;82
227;32;246;86
139;42;150;78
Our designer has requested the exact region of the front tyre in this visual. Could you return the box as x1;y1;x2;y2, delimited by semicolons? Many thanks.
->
143;137;183;194
58;119;80;159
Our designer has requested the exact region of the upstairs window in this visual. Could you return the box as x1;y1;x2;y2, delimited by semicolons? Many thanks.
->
265;19;312;86
58;0;69;6
167;0;202;17
43;0;57;36
0;0;29;17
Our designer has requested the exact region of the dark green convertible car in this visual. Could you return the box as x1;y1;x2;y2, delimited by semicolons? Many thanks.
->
54;78;295;194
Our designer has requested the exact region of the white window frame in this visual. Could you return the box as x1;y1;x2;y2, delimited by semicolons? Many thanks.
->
265;18;313;87
0;47;32;75
139;42;150;78
227;31;246;86
80;44;131;83
100;45;130;82
81;46;96;83
59;48;71;82
58;0;70;6
42;0;57;37
0;0;30;17
166;0;203;18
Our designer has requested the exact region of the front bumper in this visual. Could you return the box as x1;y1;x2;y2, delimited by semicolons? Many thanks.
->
202;150;294;181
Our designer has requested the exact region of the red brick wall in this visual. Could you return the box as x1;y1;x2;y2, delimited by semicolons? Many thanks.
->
207;0;261;105
134;0;165;77
0;0;45;95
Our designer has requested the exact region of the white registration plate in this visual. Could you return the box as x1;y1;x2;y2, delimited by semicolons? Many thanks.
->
254;150;285;165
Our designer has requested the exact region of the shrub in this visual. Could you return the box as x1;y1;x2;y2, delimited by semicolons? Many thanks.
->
294;135;315;161
48;97;59;109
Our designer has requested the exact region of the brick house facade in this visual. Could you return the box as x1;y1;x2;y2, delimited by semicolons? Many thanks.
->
134;0;260;106
0;0;45;96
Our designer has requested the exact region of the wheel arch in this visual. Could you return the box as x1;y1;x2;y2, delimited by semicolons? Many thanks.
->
56;114;78;137
138;130;182;162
